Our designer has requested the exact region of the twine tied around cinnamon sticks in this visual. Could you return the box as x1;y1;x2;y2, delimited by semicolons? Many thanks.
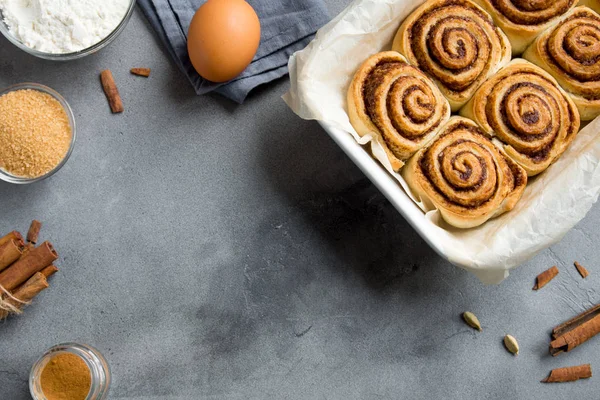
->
0;283;30;315
0;221;58;320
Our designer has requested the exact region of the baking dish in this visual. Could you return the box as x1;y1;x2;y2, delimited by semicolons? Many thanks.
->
284;0;600;284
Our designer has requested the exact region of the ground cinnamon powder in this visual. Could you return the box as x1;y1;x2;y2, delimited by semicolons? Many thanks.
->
0;89;71;178
40;353;91;400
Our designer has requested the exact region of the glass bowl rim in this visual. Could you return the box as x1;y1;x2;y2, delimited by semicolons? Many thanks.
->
0;82;77;184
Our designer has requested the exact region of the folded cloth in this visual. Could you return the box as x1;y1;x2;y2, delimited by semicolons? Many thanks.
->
138;0;330;103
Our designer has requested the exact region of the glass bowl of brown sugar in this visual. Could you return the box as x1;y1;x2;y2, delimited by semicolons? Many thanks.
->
0;83;76;184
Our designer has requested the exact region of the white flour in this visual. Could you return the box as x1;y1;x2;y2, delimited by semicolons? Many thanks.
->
0;0;130;54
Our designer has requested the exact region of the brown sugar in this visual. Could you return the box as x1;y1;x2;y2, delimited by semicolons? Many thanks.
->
40;353;91;400
0;89;72;178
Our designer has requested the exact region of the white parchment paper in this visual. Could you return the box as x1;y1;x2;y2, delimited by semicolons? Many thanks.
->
283;0;600;283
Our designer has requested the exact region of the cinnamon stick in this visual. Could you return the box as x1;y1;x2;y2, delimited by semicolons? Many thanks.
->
574;261;589;279
18;242;35;260
552;304;600;339
0;272;48;320
550;304;600;355
0;231;23;247
533;266;559;290
0;241;57;292
100;70;124;113
40;265;58;278
541;364;592;383
0;239;24;272
130;68;151;77
26;220;42;244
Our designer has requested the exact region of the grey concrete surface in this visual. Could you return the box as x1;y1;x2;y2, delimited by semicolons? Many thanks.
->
1;2;599;399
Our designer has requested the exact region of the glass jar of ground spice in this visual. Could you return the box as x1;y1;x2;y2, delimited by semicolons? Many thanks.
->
30;343;110;400
0;83;76;184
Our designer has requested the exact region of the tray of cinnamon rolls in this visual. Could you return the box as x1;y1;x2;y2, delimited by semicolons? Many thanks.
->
285;0;600;282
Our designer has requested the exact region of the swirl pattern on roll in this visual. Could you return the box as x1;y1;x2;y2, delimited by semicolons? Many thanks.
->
348;52;451;171
488;0;574;25
460;60;580;175
472;0;576;54
403;117;527;229
392;0;511;111
523;7;600;120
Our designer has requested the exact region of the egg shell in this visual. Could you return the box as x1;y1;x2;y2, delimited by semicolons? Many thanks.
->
187;0;261;83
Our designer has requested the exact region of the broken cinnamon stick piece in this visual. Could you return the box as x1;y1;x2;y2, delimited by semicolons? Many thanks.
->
0;272;48;320
533;266;559;290
100;70;124;113
0;239;24;272
130;68;151;77
574;261;589;279
541;364;592;383
0;241;58;291
26;220;42;244
40;265;58;278
550;304;600;355
0;231;23;247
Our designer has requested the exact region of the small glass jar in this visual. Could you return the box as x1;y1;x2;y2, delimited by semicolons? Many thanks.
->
29;343;111;400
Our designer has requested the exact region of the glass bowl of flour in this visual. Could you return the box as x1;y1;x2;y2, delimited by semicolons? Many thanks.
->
0;0;136;60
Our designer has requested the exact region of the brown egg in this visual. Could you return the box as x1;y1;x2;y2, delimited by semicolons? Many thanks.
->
187;0;261;83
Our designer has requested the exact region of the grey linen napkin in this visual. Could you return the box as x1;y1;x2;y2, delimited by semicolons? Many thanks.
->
137;0;330;103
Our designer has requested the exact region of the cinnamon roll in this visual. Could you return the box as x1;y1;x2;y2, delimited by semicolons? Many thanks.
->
403;117;527;228
523;7;600;120
460;59;580;176
348;51;451;171
392;0;512;111
472;0;577;55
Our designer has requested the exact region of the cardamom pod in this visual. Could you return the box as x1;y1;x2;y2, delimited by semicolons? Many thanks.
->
462;311;482;331
504;334;519;355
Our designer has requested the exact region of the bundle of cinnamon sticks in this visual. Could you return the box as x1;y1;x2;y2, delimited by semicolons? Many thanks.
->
0;221;58;320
